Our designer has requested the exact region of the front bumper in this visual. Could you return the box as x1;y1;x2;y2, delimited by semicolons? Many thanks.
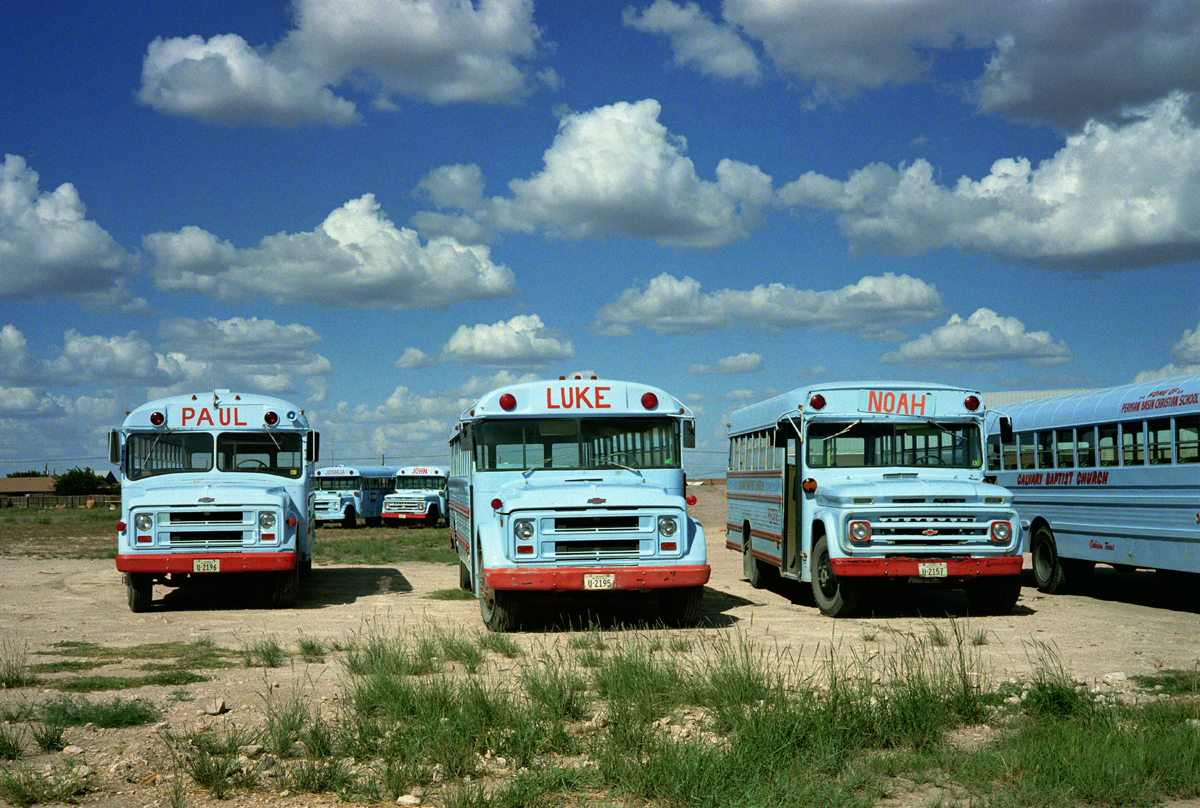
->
485;563;711;591
830;555;1022;578
116;552;297;573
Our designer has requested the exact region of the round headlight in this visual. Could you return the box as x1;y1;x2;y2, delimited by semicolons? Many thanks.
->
850;521;871;542
658;516;678;538
990;521;1011;542
514;519;534;540
259;512;277;530
134;514;153;532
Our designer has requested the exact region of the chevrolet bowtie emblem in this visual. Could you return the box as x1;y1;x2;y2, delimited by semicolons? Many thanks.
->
198;497;215;503
588;498;606;504
922;529;938;535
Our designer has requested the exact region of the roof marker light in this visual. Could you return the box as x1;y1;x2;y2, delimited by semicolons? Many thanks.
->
964;395;980;411
499;393;517;411
809;394;826;411
641;392;658;410
150;411;165;426
264;411;279;426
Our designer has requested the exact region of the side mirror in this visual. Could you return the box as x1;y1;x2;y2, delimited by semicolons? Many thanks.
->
307;431;320;463
1000;417;1014;443
682;420;696;449
109;430;121;464
460;423;474;453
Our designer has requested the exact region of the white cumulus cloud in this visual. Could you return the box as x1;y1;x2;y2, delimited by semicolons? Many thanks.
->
394;348;434;369
622;1;762;83
145;194;515;308
441;314;573;368
881;308;1073;368
594;272;942;338
689;352;763;374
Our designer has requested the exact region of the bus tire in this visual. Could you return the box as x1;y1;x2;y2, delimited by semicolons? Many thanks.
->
459;560;472;591
426;507;440;528
657;586;703;627
965;576;1022;615
342;508;356;530
127;574;152;613
480;588;520;632
299;554;312;577
811;536;860;617
1032;525;1076;594
271;566;299;608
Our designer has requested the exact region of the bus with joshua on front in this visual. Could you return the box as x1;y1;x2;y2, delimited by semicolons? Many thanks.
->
449;376;709;631
727;381;1022;617
985;372;1200;597
382;466;448;527
110;389;319;612
313;465;396;528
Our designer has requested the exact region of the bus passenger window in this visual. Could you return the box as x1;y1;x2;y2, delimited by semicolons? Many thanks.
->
1177;417;1200;464
1147;418;1172;464
1122;422;1144;466
1036;432;1054;469
1017;433;1036;469
1055;429;1075;469
1075;425;1094;468
1098;424;1118;466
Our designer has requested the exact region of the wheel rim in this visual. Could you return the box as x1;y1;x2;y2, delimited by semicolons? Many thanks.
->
816;552;837;599
1033;537;1052;580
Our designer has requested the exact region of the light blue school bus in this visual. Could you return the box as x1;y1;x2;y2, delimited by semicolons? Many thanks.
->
313;465;396;528
382;466;448;527
110;389;319;612
985;373;1200;596
727;382;1022;617
449;377;709;631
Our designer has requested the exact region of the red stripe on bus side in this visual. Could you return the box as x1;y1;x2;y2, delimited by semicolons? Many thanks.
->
727;492;783;504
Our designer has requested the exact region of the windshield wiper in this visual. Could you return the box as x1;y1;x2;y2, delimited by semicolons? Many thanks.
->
924;419;964;441
596;452;643;478
522;454;578;479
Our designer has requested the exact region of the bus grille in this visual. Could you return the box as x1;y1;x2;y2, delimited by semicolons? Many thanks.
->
554;540;639;558
873;515;984;545
170;531;244;546
169;511;243;524
554;516;639;532
384;499;424;514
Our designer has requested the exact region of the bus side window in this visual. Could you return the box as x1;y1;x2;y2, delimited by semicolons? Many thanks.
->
1036;431;1054;469
1076;425;1094;467
1016;432;1035;469
1177;416;1200;463
1055;429;1075;469
1122;421;1145;466
1148;418;1172;464
1001;430;1018;470
1098;423;1118;466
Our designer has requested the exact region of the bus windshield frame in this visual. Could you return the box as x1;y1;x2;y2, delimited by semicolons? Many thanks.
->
806;420;982;470
474;417;681;472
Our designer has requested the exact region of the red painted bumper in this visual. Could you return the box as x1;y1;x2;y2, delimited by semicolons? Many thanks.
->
485;564;711;591
831;556;1022;578
382;512;426;520
116;552;296;573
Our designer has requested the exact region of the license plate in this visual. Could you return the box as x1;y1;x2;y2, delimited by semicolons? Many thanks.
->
918;562;947;578
583;573;615;590
193;559;220;573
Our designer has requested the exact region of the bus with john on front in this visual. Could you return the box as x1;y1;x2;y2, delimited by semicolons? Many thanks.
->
727;381;1022;617
382;466;448;527
313;465;396;528
985;373;1200;597
110;389;319;612
449;376;709;631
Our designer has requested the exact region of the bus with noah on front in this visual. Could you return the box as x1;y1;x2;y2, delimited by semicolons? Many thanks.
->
449;377;709;631
110;389;319;612
727;381;1022;617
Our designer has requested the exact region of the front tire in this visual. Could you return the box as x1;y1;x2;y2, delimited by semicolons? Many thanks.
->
426;507;440;528
658;586;703;627
126;573;152;613
811;536;860;617
271;565;299;608
480;587;520;632
965;576;1022;615
342;508;356;530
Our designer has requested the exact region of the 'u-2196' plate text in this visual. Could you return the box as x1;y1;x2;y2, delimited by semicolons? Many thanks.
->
193;559;220;573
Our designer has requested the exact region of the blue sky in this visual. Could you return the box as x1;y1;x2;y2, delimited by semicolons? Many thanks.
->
3;0;1200;480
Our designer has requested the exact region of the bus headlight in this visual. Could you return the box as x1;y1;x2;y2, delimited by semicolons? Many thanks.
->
658;516;678;538
134;514;153;532
514;519;535;541
259;512;277;530
849;520;871;542
990;521;1012;542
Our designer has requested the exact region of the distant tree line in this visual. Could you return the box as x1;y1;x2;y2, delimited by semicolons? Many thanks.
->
5;467;115;495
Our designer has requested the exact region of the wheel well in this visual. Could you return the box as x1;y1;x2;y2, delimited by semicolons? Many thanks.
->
1028;517;1052;539
742;520;751;547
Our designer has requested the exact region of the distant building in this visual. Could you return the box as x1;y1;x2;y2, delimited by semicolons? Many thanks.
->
0;477;56;497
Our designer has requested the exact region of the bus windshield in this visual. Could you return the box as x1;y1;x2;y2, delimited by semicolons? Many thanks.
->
394;476;446;490
216;432;304;477
806;421;982;469
127;432;214;480
317;476;362;491
474;418;680;471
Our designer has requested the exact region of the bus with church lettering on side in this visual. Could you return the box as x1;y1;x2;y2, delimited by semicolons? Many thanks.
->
727;381;1022;617
448;377;709;631
110;390;320;612
984;372;1200;600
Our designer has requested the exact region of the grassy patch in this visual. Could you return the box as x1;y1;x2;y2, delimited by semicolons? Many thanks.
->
39;695;161;728
0;639;37;689
0;762;94;806
314;526;455;565
425;587;474;600
1132;667;1200;696
50;670;208;693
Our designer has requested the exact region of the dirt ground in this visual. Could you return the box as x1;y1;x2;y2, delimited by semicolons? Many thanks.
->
1;484;1199;806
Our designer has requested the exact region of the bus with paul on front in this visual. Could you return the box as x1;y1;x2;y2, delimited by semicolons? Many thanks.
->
449;376;709;631
110;389;319;612
985;373;1200;598
382;466;448;527
313;465;396;528
727;381;1022;617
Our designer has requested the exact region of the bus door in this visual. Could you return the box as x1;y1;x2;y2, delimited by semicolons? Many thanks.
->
779;422;803;578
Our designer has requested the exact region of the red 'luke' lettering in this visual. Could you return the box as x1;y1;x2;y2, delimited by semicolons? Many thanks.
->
546;386;613;409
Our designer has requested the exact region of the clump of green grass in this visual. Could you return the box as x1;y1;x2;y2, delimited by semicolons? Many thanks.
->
51;670;207;693
0;639;37;689
1132;666;1200;696
439;632;484;673
425;588;474;601
1021;641;1093;719
0;724;24;760
39;695;161;728
30;723;65;753
0;762;94;806
477;632;522;659
238;636;285;668
296;636;325;664
163;726;260;800
315;527;455;565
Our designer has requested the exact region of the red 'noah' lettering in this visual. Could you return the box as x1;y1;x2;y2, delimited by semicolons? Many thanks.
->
867;390;927;416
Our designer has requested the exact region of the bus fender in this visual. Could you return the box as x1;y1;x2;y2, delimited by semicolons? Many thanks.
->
686;517;705;554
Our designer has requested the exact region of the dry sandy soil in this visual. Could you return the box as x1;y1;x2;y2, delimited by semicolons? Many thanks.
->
1;484;1198;807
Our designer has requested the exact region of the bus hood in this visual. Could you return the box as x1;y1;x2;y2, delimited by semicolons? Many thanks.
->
495;478;684;513
816;476;1013;507
125;480;291;509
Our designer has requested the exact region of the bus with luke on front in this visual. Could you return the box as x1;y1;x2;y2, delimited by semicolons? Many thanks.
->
449;377;709;631
110;390;319;612
985;372;1200;597
727;382;1022;617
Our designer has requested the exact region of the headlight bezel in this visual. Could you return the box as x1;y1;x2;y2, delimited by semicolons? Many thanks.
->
134;514;153;532
658;516;678;538
514;519;535;541
259;512;277;530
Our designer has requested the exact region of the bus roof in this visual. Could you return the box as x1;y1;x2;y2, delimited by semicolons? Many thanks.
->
728;380;986;435
393;466;447;476
314;465;396;478
990;372;1200;432
122;389;311;430
454;378;692;432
